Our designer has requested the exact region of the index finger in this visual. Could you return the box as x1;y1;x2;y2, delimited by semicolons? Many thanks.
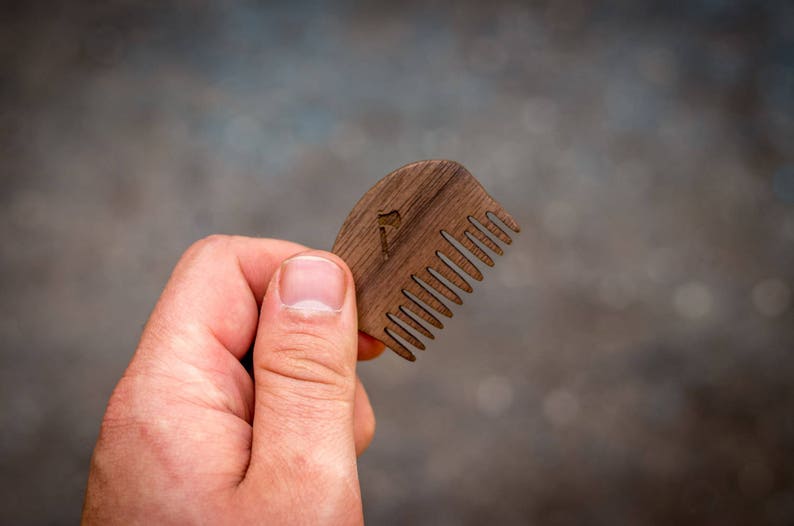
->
138;235;383;367
138;236;308;363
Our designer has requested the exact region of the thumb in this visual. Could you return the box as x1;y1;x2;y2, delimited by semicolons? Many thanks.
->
245;250;362;521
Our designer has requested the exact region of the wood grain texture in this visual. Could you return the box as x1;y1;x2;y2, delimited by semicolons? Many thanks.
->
332;159;520;361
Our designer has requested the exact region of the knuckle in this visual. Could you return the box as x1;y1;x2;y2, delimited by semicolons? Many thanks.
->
261;330;354;395
181;234;233;266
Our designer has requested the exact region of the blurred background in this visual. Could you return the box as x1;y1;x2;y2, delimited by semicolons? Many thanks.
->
1;0;793;524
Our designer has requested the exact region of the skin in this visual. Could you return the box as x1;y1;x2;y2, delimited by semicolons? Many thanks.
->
82;236;385;525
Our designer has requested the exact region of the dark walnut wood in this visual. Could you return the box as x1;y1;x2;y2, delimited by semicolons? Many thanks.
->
332;159;520;361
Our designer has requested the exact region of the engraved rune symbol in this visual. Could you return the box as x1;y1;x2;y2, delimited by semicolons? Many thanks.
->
377;210;401;261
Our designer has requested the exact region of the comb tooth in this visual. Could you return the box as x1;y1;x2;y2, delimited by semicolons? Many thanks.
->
401;290;444;329
439;243;483;281
383;330;416;361
432;256;473;293
494;208;521;233
458;232;494;267
397;306;435;339
408;278;454;318
483;216;513;245
423;269;463;304
467;218;504;255
387;314;426;350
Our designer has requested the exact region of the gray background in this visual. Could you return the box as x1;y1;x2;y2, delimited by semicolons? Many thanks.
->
2;1;793;524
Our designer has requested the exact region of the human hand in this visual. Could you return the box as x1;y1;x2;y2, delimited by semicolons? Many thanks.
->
82;236;385;525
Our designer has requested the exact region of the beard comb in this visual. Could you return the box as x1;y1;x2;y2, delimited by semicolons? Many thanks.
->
332;159;520;361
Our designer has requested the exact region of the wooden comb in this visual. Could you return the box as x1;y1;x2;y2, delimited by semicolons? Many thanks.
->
332;159;520;361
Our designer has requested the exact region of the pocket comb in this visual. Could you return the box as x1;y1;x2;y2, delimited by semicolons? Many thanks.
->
332;159;520;361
